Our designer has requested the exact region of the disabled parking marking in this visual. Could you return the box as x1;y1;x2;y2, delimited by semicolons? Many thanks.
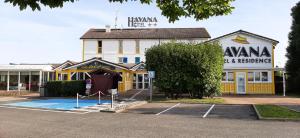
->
202;104;215;118
0;105;90;115
155;103;181;115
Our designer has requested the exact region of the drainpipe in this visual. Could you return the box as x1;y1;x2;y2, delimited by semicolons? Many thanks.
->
283;72;286;97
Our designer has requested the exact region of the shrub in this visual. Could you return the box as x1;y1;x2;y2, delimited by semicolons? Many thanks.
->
145;42;224;98
45;80;86;97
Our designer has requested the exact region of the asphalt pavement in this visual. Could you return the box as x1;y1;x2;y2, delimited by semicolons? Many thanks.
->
1;105;300;138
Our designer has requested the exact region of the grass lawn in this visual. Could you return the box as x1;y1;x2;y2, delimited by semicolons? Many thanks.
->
255;105;300;119
151;96;224;104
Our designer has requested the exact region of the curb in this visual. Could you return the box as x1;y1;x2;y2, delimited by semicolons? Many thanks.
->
252;104;262;120
252;104;300;121
100;101;148;113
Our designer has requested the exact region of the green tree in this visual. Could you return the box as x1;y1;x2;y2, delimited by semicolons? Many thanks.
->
286;1;300;94
145;42;224;99
4;0;234;22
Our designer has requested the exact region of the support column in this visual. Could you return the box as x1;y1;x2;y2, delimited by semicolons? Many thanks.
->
55;72;59;81
39;71;42;92
18;71;21;92
42;72;44;84
7;71;9;91
47;72;50;81
67;72;71;81
29;71;31;92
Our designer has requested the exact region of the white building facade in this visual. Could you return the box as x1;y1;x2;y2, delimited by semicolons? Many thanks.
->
81;28;211;63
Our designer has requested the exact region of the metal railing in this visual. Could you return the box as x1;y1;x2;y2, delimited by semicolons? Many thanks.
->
76;91;105;108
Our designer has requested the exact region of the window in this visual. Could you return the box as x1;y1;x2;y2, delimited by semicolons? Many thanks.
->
222;72;234;82
118;40;123;54
228;72;234;81
262;72;268;82
0;75;5;82
135;57;140;64
118;57;128;63
255;72;261;81
118;57;123;63
222;72;226;81
248;72;254;82
249;72;269;82
136;40;140;54
97;41;102;54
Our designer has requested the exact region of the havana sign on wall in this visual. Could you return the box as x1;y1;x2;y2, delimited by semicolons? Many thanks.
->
220;35;273;69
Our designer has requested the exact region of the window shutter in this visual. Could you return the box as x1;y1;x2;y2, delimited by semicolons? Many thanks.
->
123;57;128;63
135;57;140;64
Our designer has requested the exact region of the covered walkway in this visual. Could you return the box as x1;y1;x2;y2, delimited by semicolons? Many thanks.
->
0;64;54;92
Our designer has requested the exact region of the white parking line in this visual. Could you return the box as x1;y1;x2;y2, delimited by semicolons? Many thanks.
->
129;90;144;100
202;104;215;118
0;105;90;115
156;103;181;115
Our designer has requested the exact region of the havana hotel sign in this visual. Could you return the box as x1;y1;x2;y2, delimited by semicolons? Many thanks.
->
128;17;158;27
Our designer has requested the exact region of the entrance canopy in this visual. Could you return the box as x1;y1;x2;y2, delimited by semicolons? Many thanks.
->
90;68;122;94
63;57;129;71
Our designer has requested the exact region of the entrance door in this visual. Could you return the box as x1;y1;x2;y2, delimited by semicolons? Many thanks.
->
236;72;246;94
134;73;149;89
137;74;143;89
143;74;149;89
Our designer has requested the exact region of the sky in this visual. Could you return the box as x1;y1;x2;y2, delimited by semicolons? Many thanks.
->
0;0;298;67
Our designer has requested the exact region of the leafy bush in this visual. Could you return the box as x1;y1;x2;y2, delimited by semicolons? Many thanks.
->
145;42;224;98
45;80;86;97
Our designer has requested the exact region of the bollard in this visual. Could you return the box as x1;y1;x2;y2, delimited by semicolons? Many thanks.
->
98;91;101;105
76;93;79;108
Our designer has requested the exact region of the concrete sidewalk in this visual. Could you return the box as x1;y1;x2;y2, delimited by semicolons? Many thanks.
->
222;95;300;105
0;92;40;102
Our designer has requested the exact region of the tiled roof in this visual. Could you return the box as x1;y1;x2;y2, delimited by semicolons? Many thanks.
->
80;28;210;39
206;30;279;44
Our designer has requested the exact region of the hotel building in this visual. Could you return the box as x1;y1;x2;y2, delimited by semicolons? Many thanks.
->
0;27;279;94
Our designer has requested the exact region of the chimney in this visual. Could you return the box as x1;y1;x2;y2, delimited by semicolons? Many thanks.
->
105;25;111;33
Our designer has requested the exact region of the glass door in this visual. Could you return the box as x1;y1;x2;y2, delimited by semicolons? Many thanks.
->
236;72;246;94
144;74;149;89
137;74;143;89
133;74;136;89
134;73;150;89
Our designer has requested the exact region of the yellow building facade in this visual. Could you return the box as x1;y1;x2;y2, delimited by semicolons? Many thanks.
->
53;58;147;93
210;30;279;94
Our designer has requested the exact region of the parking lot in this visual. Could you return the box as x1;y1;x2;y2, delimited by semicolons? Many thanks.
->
1;103;300;138
123;103;257;120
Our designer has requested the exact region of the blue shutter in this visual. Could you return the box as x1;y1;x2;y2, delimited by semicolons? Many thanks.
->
123;57;128;63
135;57;140;64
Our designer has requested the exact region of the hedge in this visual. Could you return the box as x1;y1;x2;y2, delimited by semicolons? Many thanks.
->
145;42;224;98
45;80;86;97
